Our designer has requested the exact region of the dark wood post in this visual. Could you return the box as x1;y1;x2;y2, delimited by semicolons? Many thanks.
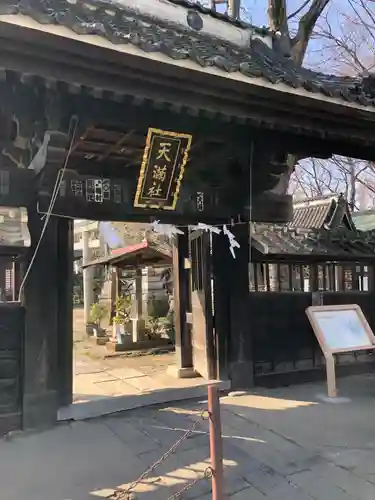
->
211;232;230;381
23;203;59;429
0;258;6;300
227;224;253;389
172;232;193;374
57;218;74;407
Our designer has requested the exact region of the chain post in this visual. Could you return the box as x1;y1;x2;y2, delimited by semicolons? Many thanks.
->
208;384;225;500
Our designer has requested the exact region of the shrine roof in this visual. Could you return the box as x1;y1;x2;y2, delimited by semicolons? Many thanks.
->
289;194;355;230
251;194;371;260
251;225;375;260
1;0;375;110
82;239;172;269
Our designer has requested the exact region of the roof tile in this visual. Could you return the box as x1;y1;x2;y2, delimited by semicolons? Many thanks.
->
3;0;375;108
252;225;375;259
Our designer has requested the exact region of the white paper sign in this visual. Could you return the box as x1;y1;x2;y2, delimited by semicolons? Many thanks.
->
313;309;372;351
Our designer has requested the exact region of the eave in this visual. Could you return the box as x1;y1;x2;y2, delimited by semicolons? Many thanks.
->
0;13;372;118
0;15;375;163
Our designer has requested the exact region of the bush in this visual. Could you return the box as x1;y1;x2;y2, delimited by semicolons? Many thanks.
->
148;297;169;318
145;315;175;343
114;294;132;325
89;302;108;326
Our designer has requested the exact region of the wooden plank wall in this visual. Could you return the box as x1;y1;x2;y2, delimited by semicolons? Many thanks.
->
0;303;24;436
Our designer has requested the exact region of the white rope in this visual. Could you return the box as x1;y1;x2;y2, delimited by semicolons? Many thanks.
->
17;119;78;301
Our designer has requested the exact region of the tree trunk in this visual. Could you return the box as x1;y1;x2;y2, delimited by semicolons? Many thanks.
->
267;0;331;195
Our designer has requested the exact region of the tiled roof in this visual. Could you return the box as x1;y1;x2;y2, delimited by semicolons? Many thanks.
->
290;194;354;230
2;0;375;108
251;225;375;259
82;239;172;268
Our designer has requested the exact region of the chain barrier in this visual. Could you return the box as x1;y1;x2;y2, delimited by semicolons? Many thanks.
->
166;466;213;500
108;409;210;500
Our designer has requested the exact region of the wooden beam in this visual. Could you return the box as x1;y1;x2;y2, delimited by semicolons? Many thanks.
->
0;168;34;207
2;31;375;153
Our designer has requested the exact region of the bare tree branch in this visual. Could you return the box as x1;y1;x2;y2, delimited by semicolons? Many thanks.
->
292;0;330;64
287;0;311;20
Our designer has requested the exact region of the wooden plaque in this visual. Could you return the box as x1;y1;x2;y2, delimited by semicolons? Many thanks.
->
306;304;375;354
134;128;192;211
306;304;375;397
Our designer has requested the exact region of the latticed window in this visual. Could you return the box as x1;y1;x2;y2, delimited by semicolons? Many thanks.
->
5;268;12;292
250;261;373;293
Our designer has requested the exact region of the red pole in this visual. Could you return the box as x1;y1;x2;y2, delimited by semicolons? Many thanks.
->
208;384;225;500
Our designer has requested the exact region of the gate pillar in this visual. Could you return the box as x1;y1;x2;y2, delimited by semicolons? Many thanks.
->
57;218;74;407
171;232;193;376
211;232;230;381
227;224;253;389
22;204;61;428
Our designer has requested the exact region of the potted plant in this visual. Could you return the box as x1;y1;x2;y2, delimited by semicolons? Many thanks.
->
112;294;132;344
145;315;174;343
89;302;108;338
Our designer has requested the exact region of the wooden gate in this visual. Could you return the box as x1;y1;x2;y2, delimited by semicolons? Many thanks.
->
188;230;216;380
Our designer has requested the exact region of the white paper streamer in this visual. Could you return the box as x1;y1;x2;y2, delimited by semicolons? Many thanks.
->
148;221;240;259
190;222;222;235
150;220;184;238
223;224;240;259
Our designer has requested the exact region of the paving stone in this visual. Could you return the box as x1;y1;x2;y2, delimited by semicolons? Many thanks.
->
0;421;146;500
223;439;265;478
221;408;316;475
352;456;375;479
136;417;189;449
126;459;211;500
221;408;301;455
8;375;375;500
171;446;211;471
153;406;208;433
230;485;267;499
304;462;375;500
106;367;146;380
225;476;253;497
125;376;166;391
265;481;314;500
244;465;286;492
245;466;313;500
324;449;373;470
289;469;357;500
104;417;162;454
222;425;302;476
182;472;212;499
94;379;141;396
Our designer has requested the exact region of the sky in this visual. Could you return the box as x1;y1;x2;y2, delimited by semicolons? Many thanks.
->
210;0;371;73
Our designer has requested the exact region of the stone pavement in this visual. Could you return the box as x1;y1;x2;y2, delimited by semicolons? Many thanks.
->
65;352;229;421
72;309;217;418
3;373;375;499
73;354;206;403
